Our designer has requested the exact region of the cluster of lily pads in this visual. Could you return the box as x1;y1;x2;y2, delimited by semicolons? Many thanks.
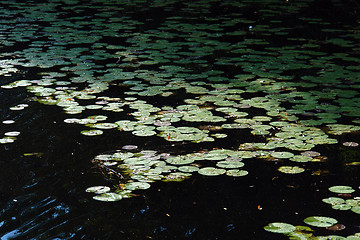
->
264;185;360;239
0;0;360;238
86;147;248;201
323;185;360;214
264;219;360;239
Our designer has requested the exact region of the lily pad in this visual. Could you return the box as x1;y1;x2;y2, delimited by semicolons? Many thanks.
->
278;166;305;174
178;166;200;173
332;204;352;211
216;160;245;169
125;182;151;190
290;155;313;162
264;222;296;233
322;197;345;205
271;151;295;159
304;216;338;228
351;206;360;214
2;120;15;124
343;142;359;147
198;167;226;176
328;185;355;194
4;131;20;137
80;129;103;136
165;156;195;165
93;192;123;202
226;169;248;177
86;186;111;194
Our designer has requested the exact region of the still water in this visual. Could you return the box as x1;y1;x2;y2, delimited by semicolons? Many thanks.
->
1;0;360;239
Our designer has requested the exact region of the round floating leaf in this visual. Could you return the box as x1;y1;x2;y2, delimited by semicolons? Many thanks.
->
328;185;355;194
86;186;111;194
198;167;226;176
304;216;338;228
163;172;191;182
2;120;15;124
87;115;108;121
132;129;157;136
178;166;199;173
264;222;296;233
125;182;151;190
4;131;20;137
216;160;245;169
81;129;103;136
290;155;313;162
278;166;305;174
113;152;134;160
165;156;195;165
93;192;123;202
116;190;132;199
204;154;228;161
351;206;360;214
0;137;15;144
226;169;248;177
271;151;295;159
322;197;345;205
64;118;80;124
332;204;351;211
122;145;138;150
301;151;321;157
92;123;118;129
343;142;359;147
345;199;360;207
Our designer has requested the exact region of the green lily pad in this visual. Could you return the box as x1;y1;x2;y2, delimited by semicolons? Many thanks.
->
278;166;305;174
178;166;200;173
216;160;245;169
125;182;151;190
290;155;313;162
132;129;157;136
165;156;195;165
332;204;352;211
322;197;345;205
93;192;123;202
80;129;103;136
86;186;111;194
92;123;118;129
264;222;296;233
162;172;191;182
304;216;338;228
198;167;226;176
226;169;248;177
351;206;360;214
271;151;295;159
328;185;355;194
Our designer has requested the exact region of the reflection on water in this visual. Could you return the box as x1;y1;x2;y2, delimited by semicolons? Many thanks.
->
1;195;69;239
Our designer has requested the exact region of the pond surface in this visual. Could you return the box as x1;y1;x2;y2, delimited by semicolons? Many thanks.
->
1;0;360;239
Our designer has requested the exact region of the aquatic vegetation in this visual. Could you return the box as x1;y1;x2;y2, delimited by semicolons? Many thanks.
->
0;0;360;238
265;221;360;239
323;186;360;214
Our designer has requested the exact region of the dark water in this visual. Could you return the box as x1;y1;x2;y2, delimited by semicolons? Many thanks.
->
1;0;360;239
